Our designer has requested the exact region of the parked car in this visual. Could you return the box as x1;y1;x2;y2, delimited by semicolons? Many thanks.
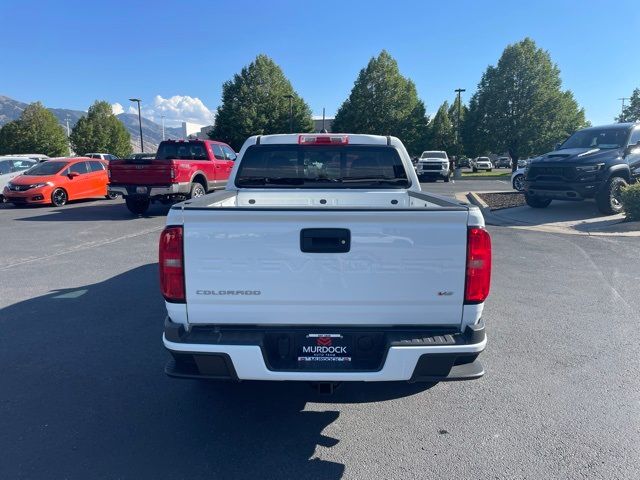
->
85;153;119;161
524;123;640;214
457;157;470;168
495;157;512;169
0;157;37;201
415;150;450;182
108;139;236;215
3;157;117;207
161;133;491;387
6;153;49;163
511;167;526;192
471;157;493;172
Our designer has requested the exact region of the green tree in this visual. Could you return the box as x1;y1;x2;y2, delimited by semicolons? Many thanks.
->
211;55;314;151
331;50;429;155
70;101;132;157
463;38;586;169
427;101;455;152
618;88;640;122
0;102;68;156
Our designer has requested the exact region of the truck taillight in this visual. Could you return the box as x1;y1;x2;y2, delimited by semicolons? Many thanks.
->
464;227;491;304
107;167;111;179
170;166;176;179
298;134;349;145
159;226;185;303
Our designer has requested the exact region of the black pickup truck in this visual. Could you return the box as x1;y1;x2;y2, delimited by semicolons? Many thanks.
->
525;123;640;214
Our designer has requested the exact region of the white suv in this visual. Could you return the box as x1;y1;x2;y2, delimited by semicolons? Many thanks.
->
472;157;493;172
85;153;119;161
416;150;450;182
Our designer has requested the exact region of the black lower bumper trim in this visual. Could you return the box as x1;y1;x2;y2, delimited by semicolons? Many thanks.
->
165;351;238;381
409;353;483;382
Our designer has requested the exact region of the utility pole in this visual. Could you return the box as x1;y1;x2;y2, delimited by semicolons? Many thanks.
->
161;115;166;140
618;97;629;121
129;98;144;152
454;88;466;146
283;94;294;133
322;107;325;132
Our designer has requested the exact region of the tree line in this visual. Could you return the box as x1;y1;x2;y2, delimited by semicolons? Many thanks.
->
209;38;592;162
2;37;638;160
0;101;132;158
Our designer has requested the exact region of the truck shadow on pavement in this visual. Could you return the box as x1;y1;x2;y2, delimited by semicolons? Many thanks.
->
0;263;433;480
10;200;172;221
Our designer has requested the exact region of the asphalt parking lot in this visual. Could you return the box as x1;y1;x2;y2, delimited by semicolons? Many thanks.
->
1;185;639;480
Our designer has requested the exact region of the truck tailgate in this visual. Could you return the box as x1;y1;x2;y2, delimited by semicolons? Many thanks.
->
182;209;469;327
109;160;173;185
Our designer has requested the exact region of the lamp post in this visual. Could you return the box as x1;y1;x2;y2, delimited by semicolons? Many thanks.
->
161;115;166;141
129;98;144;152
454;88;466;146
283;94;293;133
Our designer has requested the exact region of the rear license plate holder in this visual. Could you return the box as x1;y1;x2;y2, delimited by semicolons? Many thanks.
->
297;333;352;368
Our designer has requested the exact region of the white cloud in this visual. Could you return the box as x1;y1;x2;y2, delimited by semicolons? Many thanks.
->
132;95;215;127
111;102;124;115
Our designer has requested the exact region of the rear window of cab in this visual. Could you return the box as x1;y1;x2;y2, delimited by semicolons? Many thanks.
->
235;145;410;189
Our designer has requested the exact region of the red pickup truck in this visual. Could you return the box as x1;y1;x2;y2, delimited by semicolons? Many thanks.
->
108;139;236;214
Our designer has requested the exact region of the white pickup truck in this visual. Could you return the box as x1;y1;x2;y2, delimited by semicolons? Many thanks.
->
160;134;491;388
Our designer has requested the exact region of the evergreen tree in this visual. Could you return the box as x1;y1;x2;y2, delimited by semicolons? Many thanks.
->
211;55;314;151
331;51;429;154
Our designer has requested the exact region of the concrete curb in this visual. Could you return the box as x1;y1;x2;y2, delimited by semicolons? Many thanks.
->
466;191;640;237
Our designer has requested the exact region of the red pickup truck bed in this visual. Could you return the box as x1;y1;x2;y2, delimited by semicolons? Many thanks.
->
108;139;236;214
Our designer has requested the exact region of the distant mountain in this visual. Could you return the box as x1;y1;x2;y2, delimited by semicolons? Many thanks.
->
0;95;187;153
116;113;183;153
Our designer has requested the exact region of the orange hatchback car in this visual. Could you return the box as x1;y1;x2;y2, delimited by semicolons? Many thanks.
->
3;157;117;207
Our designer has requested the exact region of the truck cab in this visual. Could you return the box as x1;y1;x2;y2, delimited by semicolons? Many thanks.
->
108;139;236;215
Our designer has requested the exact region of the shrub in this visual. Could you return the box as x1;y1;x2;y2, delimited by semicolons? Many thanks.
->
621;182;640;221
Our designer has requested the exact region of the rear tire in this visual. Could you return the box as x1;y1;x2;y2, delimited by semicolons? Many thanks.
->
125;197;150;215
525;194;552;208
488;168;492;172
444;176;450;183
189;182;206;199
472;167;477;173
596;176;626;215
51;188;68;207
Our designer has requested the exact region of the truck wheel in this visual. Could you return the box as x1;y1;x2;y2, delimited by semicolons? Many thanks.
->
488;168;492;172
189;182;206;199
525;194;551;208
444;175;450;183
51;188;68;207
472;167;477;173
596;176;627;215
125;197;150;215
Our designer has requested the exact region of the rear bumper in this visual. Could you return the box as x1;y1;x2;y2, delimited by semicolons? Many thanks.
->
163;318;486;382
525;180;601;200
108;182;190;197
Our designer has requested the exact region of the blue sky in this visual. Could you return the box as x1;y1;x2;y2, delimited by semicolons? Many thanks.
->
2;0;638;127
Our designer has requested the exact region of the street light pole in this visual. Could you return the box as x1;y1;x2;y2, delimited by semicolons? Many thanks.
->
618;97;629;121
283;94;293;133
454;88;466;146
129;98;144;152
161;115;165;141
